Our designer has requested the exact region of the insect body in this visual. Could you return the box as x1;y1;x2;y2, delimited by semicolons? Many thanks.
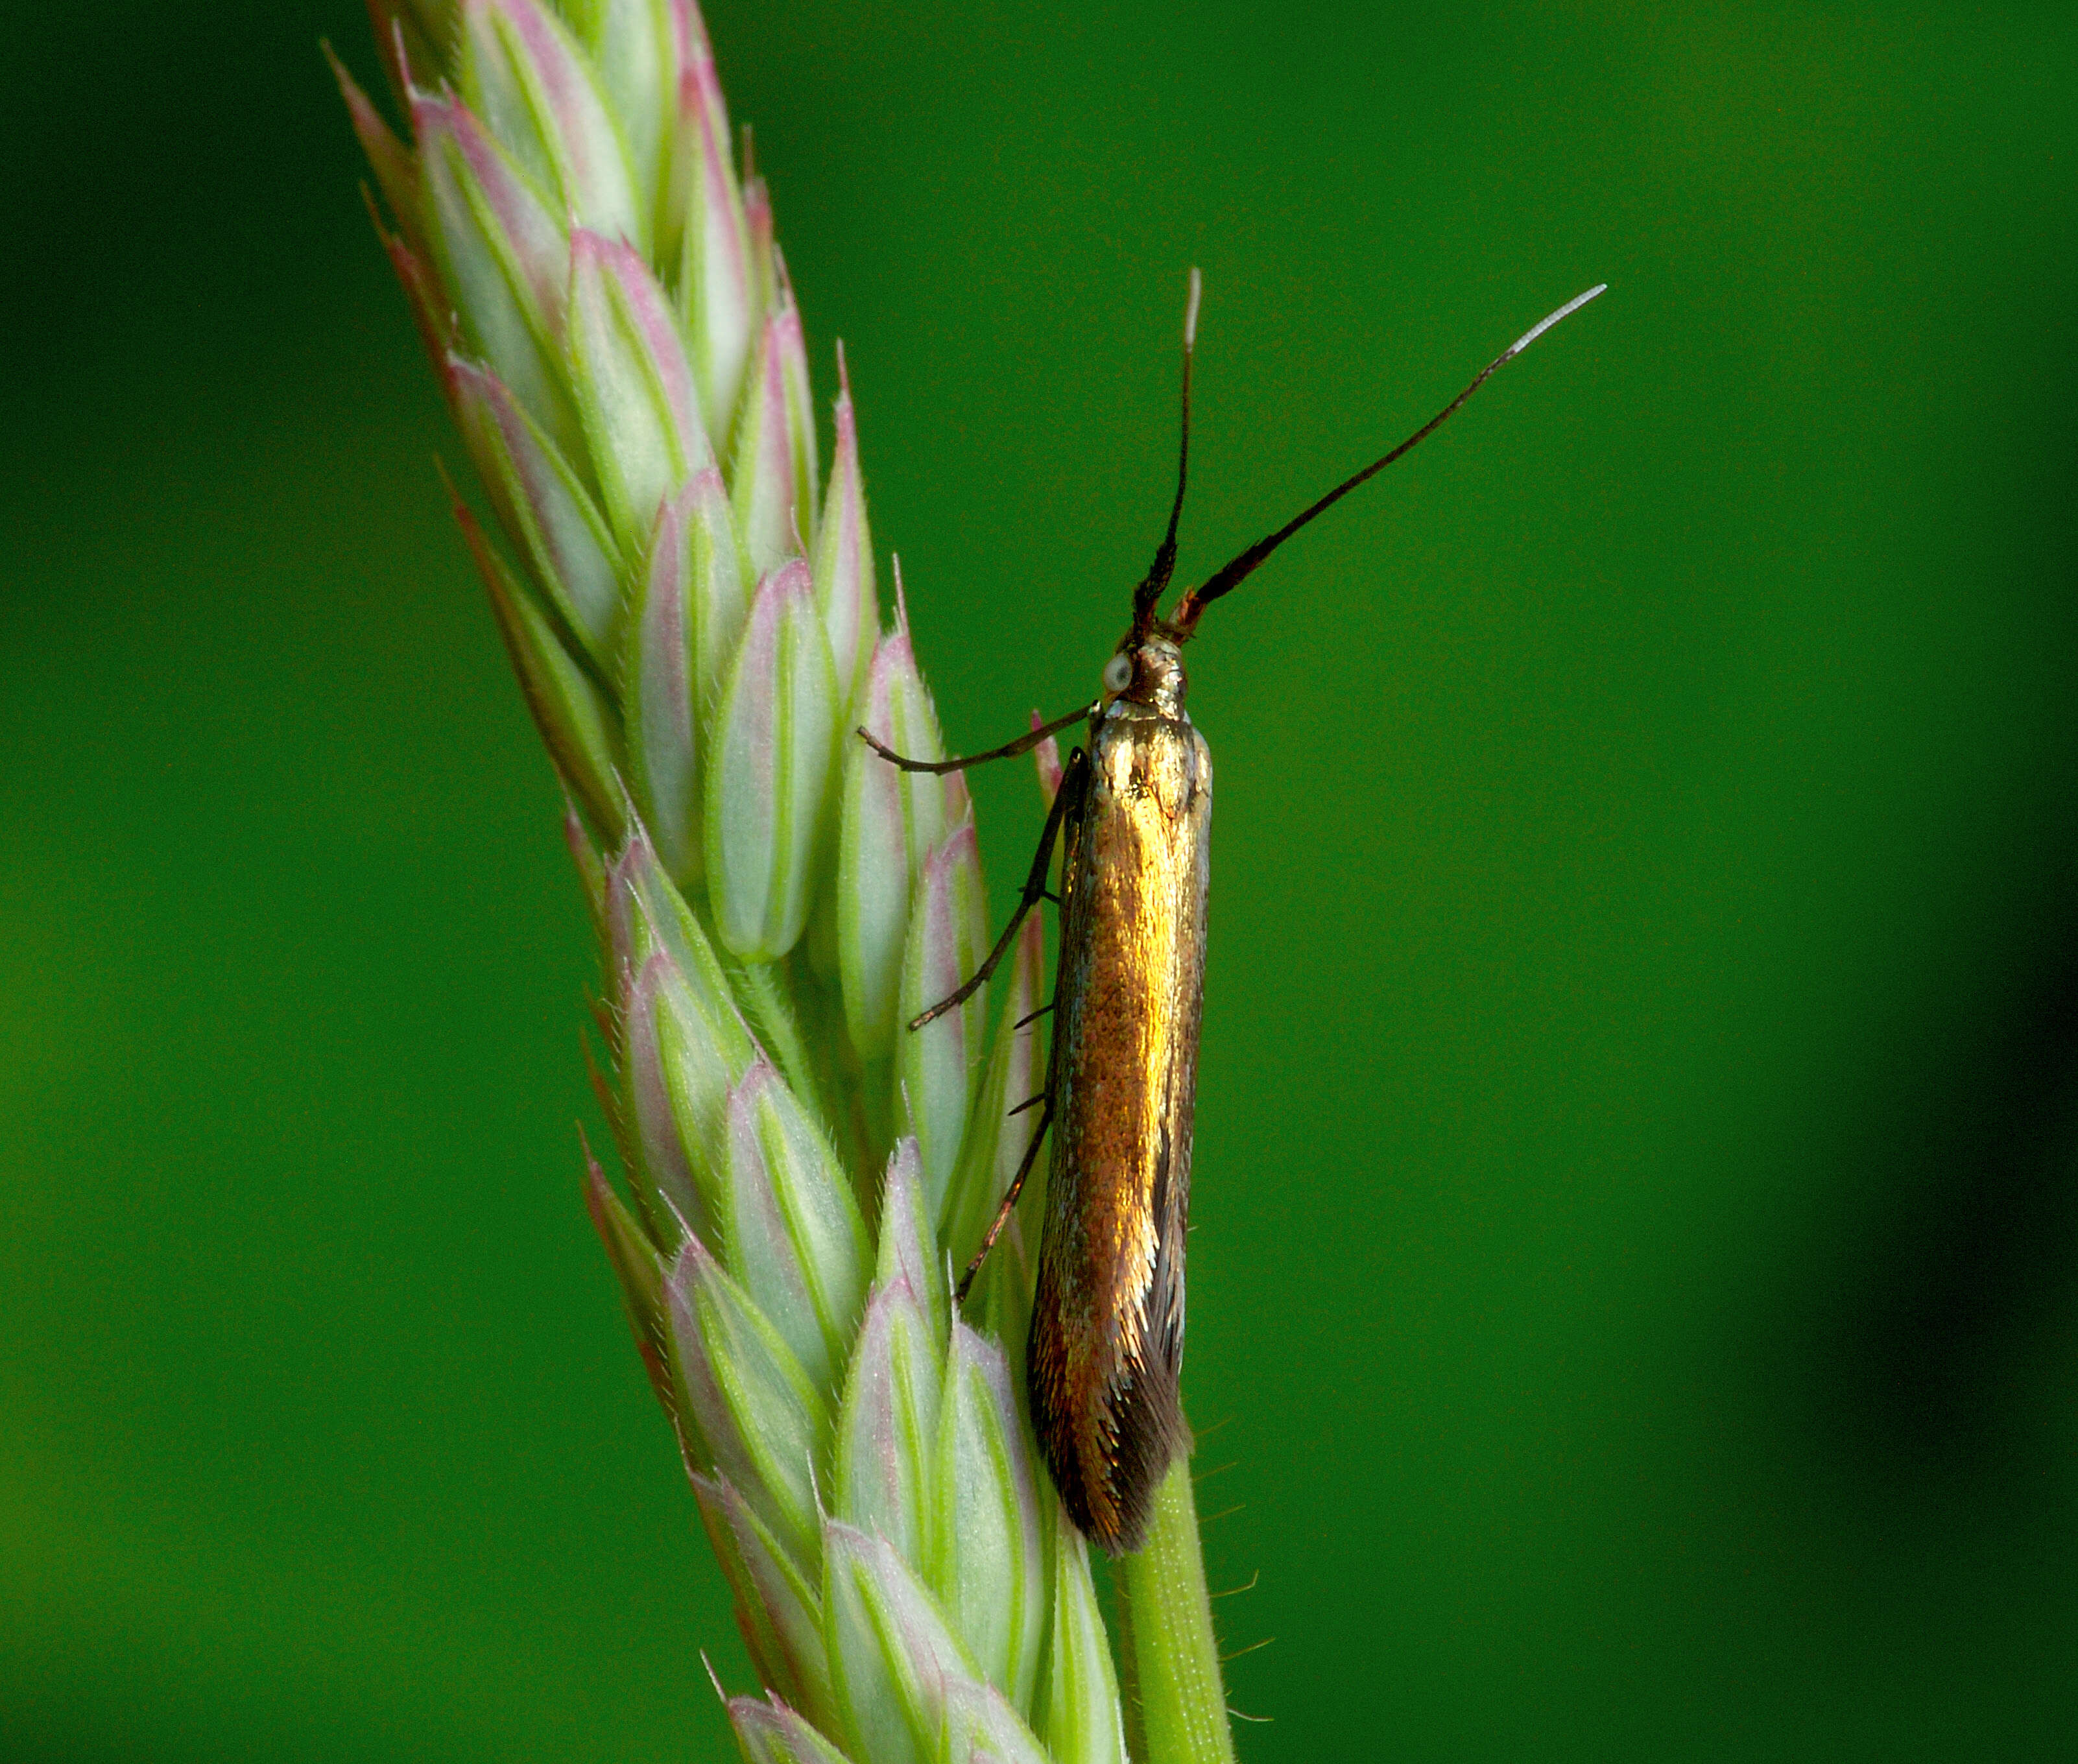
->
866;274;1603;1551
1033;632;1210;1547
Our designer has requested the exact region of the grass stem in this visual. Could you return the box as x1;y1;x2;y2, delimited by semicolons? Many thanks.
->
1121;1455;1237;1764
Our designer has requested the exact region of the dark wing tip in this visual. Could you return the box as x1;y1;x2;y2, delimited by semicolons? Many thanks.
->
1028;1293;1192;1555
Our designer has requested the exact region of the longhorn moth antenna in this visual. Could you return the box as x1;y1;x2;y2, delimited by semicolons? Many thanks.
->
1171;283;1606;633
1134;267;1204;636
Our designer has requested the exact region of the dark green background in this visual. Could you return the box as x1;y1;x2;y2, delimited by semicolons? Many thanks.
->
5;2;2074;1758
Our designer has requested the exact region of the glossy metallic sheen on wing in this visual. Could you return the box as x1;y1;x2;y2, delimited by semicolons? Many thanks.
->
1029;683;1211;1553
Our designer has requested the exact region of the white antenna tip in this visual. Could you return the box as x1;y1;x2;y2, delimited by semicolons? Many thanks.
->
1184;267;1203;349
1504;282;1608;361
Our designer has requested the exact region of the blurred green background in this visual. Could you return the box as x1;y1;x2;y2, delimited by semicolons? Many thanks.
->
5;1;2075;1758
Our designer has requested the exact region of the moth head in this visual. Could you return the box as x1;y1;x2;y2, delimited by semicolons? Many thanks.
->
1101;635;1187;713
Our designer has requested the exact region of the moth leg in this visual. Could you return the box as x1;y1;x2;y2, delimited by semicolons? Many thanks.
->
857;698;1095;775
955;1095;1053;1305
908;745;1088;1031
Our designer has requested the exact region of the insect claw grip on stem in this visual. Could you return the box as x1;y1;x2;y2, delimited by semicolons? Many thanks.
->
955;1096;1054;1305
855;699;1095;776
904;746;1088;1031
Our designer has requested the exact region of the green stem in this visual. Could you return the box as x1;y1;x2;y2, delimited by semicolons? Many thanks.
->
1121;1455;1237;1764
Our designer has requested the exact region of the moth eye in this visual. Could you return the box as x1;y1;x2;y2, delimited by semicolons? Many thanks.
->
1103;654;1134;693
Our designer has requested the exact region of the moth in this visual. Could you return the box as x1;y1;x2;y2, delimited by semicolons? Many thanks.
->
865;275;1605;1552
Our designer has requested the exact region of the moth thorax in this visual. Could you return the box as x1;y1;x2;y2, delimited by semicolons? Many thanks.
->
1114;637;1188;716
